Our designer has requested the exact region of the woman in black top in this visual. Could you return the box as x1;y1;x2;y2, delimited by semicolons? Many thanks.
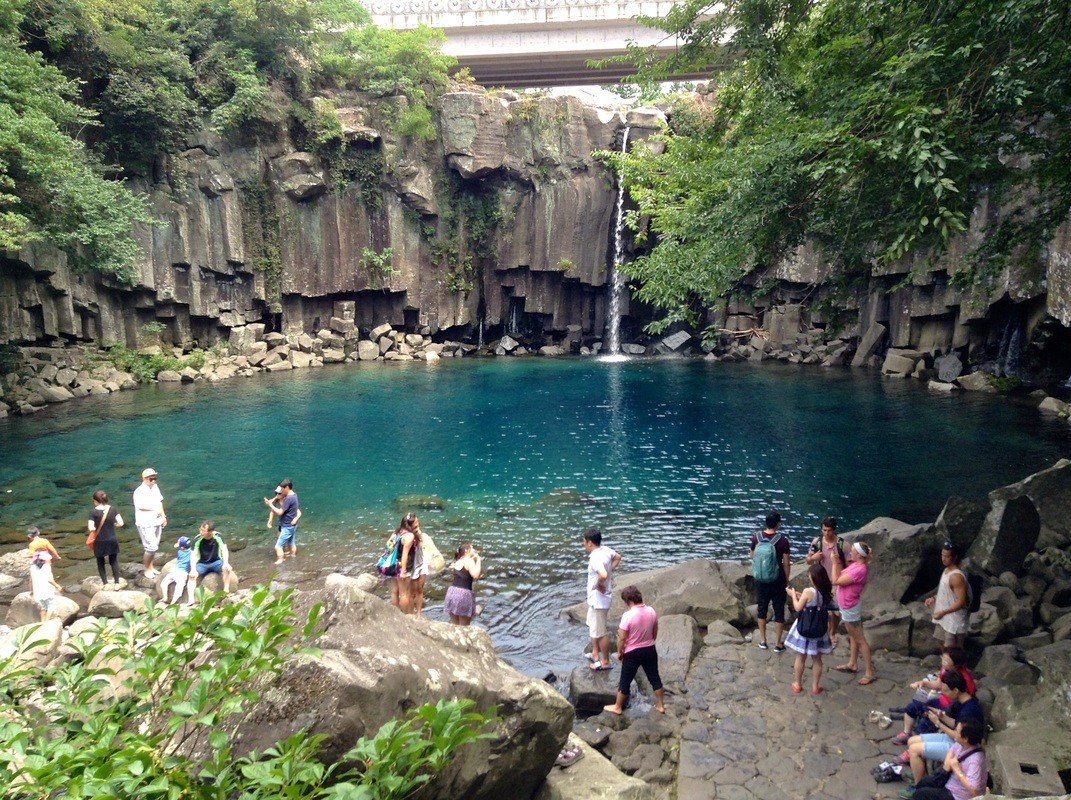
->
88;490;124;585
443;543;482;625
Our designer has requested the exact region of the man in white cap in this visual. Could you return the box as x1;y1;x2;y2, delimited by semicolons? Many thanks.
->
133;467;167;579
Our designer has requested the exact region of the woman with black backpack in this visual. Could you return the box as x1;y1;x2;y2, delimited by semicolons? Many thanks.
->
785;564;834;695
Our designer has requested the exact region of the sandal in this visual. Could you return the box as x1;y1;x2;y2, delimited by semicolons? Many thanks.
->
555;744;585;767
858;674;877;686
791;683;803;694
589;662;612;671
834;664;859;674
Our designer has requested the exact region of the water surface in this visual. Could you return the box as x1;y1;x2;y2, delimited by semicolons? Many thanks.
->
2;358;1067;674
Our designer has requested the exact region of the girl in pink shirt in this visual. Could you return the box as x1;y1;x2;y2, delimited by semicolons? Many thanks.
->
603;586;666;715
831;541;876;685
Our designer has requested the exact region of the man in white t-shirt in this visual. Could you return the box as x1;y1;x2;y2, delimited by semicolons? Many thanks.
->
132;467;167;579
583;528;621;671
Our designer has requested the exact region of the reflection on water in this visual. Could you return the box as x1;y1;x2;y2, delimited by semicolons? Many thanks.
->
2;359;1068;675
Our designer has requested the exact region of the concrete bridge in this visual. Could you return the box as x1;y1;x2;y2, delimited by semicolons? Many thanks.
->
359;0;700;87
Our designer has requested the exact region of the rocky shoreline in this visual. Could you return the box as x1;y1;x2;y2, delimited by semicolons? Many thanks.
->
7;308;1071;420
2;461;1070;798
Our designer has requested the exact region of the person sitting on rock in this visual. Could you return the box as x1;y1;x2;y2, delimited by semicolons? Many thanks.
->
903;671;984;788
891;647;975;745
189;521;234;594
900;716;986;800
160;536;196;605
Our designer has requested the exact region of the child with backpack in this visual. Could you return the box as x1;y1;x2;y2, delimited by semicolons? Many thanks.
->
785;564;834;695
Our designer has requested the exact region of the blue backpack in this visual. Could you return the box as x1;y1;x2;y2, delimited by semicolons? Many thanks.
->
752;532;783;583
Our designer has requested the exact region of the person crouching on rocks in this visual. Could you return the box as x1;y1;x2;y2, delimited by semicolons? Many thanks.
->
603;585;666;715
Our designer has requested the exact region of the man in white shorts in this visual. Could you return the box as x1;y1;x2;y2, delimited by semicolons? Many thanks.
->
583;528;621;671
132;467;167;579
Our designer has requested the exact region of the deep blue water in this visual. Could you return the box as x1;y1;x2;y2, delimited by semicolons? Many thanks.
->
2;358;1067;674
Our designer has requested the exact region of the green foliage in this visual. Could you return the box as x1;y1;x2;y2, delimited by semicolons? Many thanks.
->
0;587;495;799
0;2;154;283
240;181;283;312
101;343;185;381
557;258;574;272
0;342;22;374
606;0;1071;335
435;176;504;294
321;144;384;207
3;0;456;284
360;246;397;288
985;373;1022;393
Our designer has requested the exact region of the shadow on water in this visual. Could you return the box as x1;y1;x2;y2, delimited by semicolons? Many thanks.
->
3;358;1069;675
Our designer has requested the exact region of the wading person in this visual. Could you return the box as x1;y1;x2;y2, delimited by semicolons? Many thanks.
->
132;467;166;579
751;511;791;652
583;528;621;671
396;513;428;616
263;479;300;564
602;585;665;715
444;543;482;625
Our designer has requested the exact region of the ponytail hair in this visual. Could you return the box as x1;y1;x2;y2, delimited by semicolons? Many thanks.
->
454;542;473;561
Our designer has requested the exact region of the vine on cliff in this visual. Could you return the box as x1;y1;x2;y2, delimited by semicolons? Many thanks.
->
433;173;507;294
240;182;283;313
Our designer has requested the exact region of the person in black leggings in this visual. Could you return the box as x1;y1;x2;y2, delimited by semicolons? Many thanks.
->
603;585;666;715
88;490;124;586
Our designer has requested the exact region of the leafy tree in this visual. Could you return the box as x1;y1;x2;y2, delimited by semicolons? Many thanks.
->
0;2;153;283
606;0;1071;334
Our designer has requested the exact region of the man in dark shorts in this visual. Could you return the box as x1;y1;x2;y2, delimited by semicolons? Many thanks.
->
750;511;791;652
264;479;300;565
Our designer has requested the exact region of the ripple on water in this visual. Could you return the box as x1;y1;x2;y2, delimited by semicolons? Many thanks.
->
2;358;1069;675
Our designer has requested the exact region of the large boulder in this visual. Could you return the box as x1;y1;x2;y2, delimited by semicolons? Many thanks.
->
933;496;987;555
968;493;1041;576
0;618;64;669
5;591;80;627
995;458;1071;549
535;734;657;800
839;518;937;605
87;589;151;617
232;578;573;800
562;559;750;629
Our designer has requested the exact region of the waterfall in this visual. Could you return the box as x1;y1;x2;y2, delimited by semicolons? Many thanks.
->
998;310;1023;378
605;126;630;355
477;314;485;349
508;299;519;336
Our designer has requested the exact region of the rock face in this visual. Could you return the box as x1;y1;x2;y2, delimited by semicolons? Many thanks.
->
0;91;658;357
233;577;573;800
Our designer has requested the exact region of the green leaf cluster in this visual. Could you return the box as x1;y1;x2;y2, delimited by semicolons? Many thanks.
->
607;0;1071;333
0;586;496;799
2;0;457;283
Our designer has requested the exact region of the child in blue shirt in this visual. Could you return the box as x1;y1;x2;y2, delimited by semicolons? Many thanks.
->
160;536;195;606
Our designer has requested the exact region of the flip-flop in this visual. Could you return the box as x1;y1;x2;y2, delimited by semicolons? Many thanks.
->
858;675;877;686
584;653;600;664
791;683;803;694
834;664;859;674
589;662;612;671
812;687;824;696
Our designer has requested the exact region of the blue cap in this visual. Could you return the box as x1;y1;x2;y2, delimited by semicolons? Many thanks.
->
175;536;191;548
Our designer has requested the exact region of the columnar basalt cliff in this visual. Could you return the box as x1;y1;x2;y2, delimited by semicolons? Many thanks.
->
3;88;1071;388
0;93;664;352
